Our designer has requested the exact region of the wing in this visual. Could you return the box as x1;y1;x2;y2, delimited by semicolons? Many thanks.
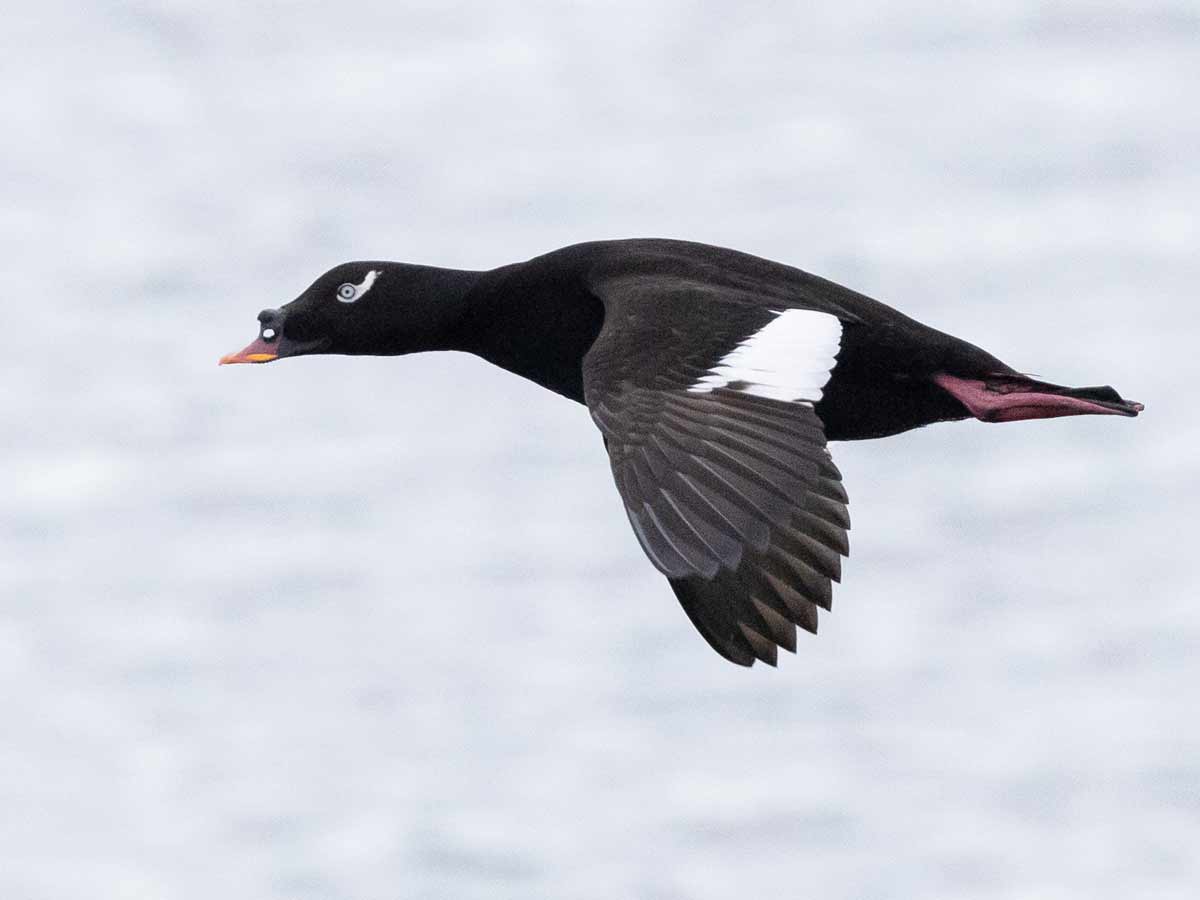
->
582;263;852;667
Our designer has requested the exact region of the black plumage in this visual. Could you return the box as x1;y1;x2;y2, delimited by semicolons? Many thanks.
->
221;239;1142;666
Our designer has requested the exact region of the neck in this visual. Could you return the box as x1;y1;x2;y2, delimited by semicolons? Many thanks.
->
453;256;605;404
375;264;485;354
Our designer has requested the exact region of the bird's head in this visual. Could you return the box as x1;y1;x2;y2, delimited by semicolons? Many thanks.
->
219;261;479;365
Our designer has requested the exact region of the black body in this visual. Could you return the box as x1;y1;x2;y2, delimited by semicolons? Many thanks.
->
226;238;1140;667
466;240;1001;438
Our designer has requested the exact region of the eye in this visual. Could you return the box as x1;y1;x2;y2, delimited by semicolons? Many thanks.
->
262;327;277;341
334;270;381;303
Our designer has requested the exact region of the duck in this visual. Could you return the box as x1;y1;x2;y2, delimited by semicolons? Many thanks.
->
220;239;1142;667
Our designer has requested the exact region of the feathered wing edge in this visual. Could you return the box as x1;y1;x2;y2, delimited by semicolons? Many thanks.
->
670;448;848;666
594;389;850;666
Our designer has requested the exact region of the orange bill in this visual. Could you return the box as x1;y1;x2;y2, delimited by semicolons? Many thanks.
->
219;336;279;365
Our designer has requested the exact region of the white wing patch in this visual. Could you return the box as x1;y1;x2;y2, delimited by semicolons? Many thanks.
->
688;309;843;404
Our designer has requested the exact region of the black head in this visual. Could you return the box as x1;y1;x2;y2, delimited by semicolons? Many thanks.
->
220;261;481;365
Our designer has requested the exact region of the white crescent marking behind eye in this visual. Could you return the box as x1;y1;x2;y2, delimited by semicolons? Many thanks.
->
355;270;381;296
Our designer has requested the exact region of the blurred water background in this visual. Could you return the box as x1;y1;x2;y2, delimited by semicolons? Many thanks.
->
3;2;1198;898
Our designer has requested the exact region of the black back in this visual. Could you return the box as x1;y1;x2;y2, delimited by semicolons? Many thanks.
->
457;239;1013;439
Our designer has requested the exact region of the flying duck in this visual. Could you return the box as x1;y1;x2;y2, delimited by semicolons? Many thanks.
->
221;239;1142;666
